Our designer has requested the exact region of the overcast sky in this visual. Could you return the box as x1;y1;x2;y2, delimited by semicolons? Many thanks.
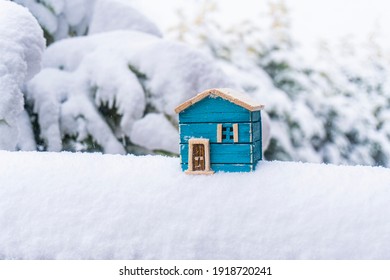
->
133;0;390;51
291;0;388;47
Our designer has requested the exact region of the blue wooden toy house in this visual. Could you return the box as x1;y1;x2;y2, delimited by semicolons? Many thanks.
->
175;88;264;174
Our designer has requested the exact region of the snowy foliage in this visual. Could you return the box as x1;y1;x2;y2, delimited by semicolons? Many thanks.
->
26;29;233;154
13;0;95;44
2;151;390;259
89;0;162;37
12;0;162;44
0;0;45;150
9;0;390;165
169;0;390;166
11;0;271;155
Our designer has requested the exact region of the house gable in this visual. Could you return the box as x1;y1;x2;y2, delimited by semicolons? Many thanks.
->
175;88;264;113
178;95;258;123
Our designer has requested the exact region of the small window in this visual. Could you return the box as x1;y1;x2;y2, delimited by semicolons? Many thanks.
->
217;123;238;143
222;126;233;140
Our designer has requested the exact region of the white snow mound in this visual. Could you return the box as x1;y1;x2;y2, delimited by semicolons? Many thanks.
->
0;0;45;151
1;151;390;259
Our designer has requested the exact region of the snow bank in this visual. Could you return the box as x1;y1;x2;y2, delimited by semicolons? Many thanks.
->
1;151;390;259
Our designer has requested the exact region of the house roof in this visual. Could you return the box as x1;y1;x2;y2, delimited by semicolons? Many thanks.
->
174;88;264;113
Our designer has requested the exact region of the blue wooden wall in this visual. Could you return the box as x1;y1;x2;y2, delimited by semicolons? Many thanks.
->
179;95;262;172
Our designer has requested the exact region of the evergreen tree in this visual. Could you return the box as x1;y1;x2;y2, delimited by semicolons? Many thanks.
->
18;0;233;155
0;1;45;151
13;0;95;44
169;0;390;166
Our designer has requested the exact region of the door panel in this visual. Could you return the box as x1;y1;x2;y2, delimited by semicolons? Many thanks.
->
192;144;205;171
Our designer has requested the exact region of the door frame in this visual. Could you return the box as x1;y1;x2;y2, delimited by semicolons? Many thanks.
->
186;138;214;175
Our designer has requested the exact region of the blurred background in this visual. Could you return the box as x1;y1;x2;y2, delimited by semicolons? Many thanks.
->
9;0;390;167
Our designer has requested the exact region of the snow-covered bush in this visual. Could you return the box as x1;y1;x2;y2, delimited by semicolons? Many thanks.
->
11;0;270;156
0;0;45;150
13;0;95;44
12;0;162;44
169;0;390;166
24;0;234;154
88;0;162;37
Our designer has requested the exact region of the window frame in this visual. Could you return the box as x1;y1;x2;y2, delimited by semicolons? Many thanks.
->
217;123;239;143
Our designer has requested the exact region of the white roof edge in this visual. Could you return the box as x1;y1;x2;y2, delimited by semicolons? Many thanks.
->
175;88;264;113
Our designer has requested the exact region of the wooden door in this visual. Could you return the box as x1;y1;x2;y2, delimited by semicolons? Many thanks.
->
192;144;205;171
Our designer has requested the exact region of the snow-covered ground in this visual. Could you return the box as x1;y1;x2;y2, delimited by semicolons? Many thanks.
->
1;151;390;259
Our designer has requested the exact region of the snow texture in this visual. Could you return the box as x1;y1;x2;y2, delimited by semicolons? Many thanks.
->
168;3;390;167
1;151;390;259
0;0;45;150
11;0;271;156
27;30;235;153
130;113;180;154
14;0;96;41
13;0;161;42
89;0;162;37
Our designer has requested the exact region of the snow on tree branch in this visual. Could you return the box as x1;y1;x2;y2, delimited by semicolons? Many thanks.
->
0;0;45;150
26;29;234;154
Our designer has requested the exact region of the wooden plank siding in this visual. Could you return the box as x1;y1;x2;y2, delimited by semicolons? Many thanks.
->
251;111;260;122
181;143;253;164
178;95;263;172
252;140;262;163
181;163;254;172
180;123;253;144
251;121;261;142
179;96;252;123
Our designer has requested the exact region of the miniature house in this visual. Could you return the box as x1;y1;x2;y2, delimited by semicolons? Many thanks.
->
175;88;264;174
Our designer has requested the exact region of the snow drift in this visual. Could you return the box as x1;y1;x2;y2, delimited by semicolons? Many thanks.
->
1;151;390;259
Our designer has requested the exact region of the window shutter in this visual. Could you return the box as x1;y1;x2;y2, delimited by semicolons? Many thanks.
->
233;123;239;143
217;124;222;143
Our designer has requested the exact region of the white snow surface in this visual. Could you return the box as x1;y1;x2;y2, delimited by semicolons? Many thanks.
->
1;151;390;259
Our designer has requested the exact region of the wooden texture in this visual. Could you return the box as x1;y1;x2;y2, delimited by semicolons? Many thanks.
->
187;138;211;172
175;88;264;113
251;111;260;122
179;96;252;123
185;170;215;175
252;140;262;163
181;143;253;164
182;163;254;172
180;123;252;144
176;88;264;173
251;121;261;142
217;124;222;143
233;123;239;143
192;144;205;171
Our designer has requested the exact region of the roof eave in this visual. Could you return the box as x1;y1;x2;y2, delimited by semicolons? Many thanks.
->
175;88;264;113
